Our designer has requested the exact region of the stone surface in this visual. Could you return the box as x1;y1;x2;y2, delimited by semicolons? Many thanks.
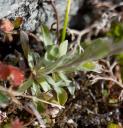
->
0;0;122;31
0;0;82;31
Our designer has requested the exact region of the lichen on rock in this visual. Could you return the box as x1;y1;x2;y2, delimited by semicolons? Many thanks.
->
0;0;81;31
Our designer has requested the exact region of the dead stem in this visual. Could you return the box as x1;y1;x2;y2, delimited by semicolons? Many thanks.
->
51;0;59;44
45;0;59;44
0;86;65;109
92;76;123;88
27;103;46;128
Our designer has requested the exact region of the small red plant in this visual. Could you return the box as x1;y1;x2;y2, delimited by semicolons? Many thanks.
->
8;65;25;87
0;62;10;80
0;62;25;87
11;118;24;128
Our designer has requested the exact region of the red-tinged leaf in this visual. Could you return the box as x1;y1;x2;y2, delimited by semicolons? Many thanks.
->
11;118;24;128
0;62;10;80
8;65;25;87
0;19;14;32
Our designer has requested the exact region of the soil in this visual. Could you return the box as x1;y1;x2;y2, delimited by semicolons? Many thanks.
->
0;0;123;128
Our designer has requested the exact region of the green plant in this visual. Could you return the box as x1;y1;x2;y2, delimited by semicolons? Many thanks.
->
1;22;123;109
18;22;123;107
1;9;123;127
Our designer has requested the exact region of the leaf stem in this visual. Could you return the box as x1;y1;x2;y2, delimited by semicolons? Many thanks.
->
61;0;71;43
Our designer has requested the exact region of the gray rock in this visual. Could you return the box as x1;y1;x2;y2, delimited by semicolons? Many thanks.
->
0;0;82;31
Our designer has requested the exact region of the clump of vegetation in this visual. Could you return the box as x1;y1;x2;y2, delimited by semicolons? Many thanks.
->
0;0;123;128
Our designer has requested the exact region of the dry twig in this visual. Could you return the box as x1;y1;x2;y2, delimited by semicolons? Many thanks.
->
28;103;46;128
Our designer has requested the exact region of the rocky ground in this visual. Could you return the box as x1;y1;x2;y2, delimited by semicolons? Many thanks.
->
0;0;123;128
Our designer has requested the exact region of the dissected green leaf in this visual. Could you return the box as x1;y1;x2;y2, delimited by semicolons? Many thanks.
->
41;25;53;47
